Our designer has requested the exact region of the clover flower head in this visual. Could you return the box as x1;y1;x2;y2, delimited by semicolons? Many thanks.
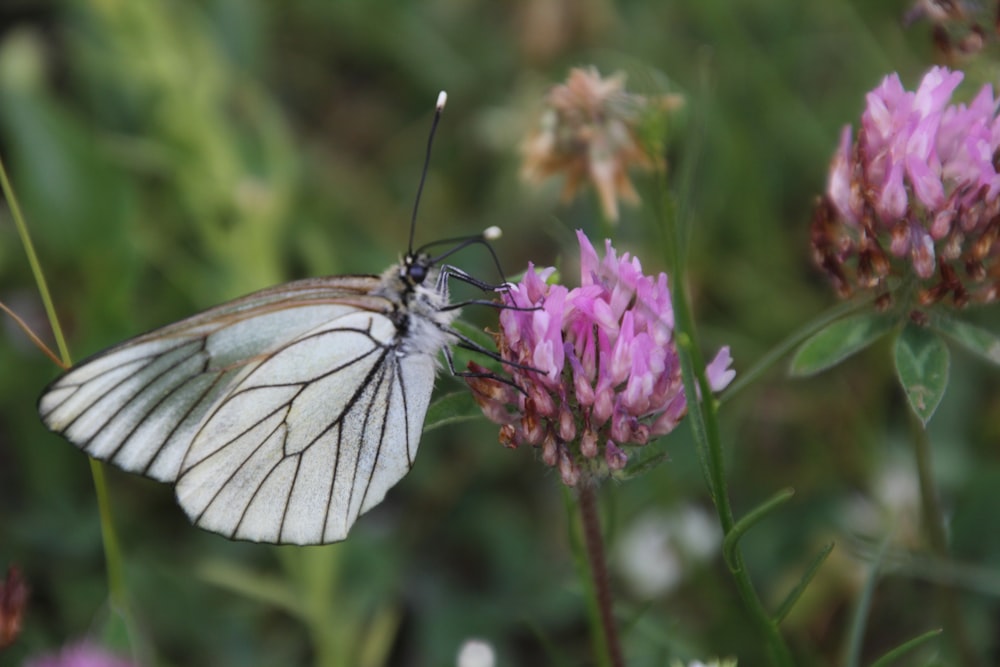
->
23;642;138;667
468;231;734;485
522;67;677;222
813;66;1000;308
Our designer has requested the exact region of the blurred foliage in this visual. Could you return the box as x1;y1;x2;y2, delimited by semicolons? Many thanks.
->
1;0;999;666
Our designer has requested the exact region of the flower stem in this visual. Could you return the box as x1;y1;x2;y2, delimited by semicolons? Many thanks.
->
674;309;794;667
654;164;794;666
577;483;624;667
908;413;982;667
0;156;70;364
0;155;131;621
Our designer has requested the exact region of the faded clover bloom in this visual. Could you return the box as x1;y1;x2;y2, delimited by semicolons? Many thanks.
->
0;565;28;649
812;66;1000;308
522;66;678;222
903;1;987;64
468;231;734;486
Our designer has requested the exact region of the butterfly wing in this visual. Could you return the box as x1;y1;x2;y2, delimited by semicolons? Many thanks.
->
39;275;439;544
175;309;436;544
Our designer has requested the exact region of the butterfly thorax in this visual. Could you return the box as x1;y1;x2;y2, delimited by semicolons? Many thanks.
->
373;253;457;357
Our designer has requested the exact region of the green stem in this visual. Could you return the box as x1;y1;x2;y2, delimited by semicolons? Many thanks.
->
869;629;943;667
674;314;793;667
654;171;794;667
0;156;70;363
909;414;982;667
564;488;608;667
577;483;624;667
89;461;128;611
845;534;890;667
0;155;130;613
296;546;347;667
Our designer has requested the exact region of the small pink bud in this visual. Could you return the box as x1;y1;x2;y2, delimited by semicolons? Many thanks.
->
559;448;580;486
592;382;614;424
559;405;577;442
580;429;599;458
605;441;628;470
542;430;559;466
499;424;518;448
912;231;937;278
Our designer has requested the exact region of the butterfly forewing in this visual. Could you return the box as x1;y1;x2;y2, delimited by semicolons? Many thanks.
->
38;273;444;544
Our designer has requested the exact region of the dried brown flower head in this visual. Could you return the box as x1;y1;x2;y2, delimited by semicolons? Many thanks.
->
522;67;676;222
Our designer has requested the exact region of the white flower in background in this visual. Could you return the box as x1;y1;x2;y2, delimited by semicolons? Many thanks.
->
615;505;722;598
838;453;922;545
874;458;920;520
617;513;683;596
672;503;722;561
456;638;495;667
669;658;737;667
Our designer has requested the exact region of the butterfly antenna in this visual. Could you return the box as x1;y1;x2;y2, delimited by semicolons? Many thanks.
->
409;90;447;255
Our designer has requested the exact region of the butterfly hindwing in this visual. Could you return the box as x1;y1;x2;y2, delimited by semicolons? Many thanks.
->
175;310;436;544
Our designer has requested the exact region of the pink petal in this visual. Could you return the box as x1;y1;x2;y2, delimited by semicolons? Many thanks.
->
706;347;736;392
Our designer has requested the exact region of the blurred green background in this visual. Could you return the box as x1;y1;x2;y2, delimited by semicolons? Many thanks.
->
1;1;999;666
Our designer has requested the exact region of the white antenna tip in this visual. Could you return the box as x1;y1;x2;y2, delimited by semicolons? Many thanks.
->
483;225;502;241
436;91;448;110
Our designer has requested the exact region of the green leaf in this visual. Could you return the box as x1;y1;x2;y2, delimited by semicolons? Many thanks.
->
894;322;950;427
451;319;496;351
424;391;483;432
931;314;1000;367
789;312;895;377
722;488;795;570
613;452;670;481
869;628;942;667
773;541;834;624
845;535;892;667
198;559;301;616
98;605;144;659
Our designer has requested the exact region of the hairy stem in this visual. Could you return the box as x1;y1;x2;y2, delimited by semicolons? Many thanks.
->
652;154;794;665
577;483;624;667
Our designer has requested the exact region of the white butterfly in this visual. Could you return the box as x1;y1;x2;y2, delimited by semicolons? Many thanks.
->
38;92;497;545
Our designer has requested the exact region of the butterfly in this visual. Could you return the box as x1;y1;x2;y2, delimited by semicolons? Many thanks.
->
38;92;499;545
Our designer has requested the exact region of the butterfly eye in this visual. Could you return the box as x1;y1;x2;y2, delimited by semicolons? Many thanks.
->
406;261;429;284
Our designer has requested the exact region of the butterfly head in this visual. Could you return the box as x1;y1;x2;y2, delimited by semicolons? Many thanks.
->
374;252;446;312
401;252;434;286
